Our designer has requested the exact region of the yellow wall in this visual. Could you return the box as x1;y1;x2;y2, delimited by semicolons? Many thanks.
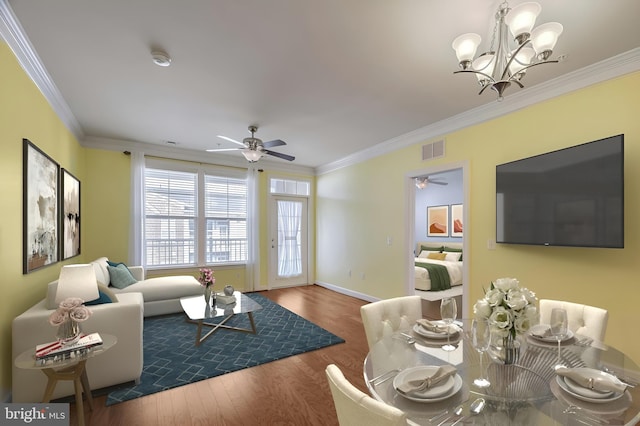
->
317;71;640;364
0;42;86;399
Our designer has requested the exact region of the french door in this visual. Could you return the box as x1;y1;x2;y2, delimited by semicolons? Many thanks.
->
268;196;308;288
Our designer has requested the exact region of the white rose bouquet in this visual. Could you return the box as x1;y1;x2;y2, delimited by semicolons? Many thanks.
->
473;278;538;339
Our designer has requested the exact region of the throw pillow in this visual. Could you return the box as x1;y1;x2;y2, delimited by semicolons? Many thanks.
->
418;250;441;259
444;252;462;262
427;252;447;261
85;284;118;305
107;264;138;289
443;246;463;261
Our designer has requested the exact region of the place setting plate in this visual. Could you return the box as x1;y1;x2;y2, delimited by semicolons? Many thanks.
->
527;324;574;346
393;366;462;403
412;322;460;340
555;368;626;404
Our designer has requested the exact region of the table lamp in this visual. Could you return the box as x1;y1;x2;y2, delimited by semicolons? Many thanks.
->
55;264;99;304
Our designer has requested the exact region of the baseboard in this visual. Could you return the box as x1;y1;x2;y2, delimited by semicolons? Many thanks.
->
314;281;379;303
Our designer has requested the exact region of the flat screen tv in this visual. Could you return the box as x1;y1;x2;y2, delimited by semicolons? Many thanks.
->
496;134;624;248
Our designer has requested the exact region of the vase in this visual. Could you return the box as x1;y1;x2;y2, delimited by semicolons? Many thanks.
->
204;284;213;305
224;285;234;296
489;333;522;365
56;320;81;346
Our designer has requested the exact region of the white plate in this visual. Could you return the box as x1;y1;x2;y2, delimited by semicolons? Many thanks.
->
528;324;574;343
393;366;462;402
564;377;613;399
556;376;624;404
413;322;459;340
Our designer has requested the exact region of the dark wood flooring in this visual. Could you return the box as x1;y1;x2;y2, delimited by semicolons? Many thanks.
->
76;285;370;426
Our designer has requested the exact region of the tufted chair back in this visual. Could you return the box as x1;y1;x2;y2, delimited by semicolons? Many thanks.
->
360;296;422;349
539;299;609;342
325;364;407;426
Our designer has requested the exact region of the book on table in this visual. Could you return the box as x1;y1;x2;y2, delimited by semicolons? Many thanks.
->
35;333;104;360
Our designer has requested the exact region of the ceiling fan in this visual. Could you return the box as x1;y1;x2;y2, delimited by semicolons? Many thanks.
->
206;125;295;163
415;176;448;189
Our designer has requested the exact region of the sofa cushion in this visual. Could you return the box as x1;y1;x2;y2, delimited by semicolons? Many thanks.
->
86;284;117;305
91;257;111;285
108;264;138;289
112;276;202;302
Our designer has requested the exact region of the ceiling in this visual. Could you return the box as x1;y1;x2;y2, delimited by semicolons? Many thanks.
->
3;0;640;171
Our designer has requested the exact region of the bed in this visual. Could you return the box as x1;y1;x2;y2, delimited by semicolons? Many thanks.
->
414;242;463;292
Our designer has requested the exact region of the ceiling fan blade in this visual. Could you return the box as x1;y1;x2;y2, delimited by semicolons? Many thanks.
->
428;180;448;185
264;150;295;161
262;139;286;148
206;147;242;152
217;135;246;147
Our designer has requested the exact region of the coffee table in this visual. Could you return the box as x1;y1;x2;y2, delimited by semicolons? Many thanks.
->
180;291;263;346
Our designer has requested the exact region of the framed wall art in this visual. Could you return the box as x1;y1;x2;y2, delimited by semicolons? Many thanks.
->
427;205;449;237
23;138;59;273
62;169;81;260
451;204;463;237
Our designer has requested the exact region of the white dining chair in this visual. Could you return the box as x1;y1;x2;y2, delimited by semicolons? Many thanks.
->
360;295;422;349
539;299;609;342
325;364;407;426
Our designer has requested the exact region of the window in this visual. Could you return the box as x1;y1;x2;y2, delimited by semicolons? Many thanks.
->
269;178;310;196
144;162;247;267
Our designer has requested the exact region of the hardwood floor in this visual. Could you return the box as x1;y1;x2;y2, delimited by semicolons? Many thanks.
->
76;285;371;426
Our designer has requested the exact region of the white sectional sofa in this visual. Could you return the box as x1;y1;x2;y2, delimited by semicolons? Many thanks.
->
89;257;203;317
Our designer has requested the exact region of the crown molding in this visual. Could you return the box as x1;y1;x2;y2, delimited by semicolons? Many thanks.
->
84;136;315;175
0;0;84;140
316;48;640;175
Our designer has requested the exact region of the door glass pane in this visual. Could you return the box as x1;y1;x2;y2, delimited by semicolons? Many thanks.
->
277;200;302;278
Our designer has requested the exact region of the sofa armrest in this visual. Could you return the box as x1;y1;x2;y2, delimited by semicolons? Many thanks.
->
128;265;144;281
12;292;144;402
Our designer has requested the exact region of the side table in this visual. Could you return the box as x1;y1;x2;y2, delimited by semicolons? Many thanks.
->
15;334;117;426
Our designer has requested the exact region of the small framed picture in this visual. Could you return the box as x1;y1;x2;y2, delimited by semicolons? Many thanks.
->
427;205;449;237
451;204;463;237
62;169;81;259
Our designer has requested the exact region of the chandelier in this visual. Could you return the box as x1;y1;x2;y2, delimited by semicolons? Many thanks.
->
452;1;564;100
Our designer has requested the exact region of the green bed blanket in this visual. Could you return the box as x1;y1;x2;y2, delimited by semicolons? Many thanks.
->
415;261;451;291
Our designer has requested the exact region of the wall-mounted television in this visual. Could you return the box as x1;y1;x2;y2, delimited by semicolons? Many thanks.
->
496;134;624;248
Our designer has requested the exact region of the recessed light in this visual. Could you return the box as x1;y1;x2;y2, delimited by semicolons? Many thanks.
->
151;50;171;67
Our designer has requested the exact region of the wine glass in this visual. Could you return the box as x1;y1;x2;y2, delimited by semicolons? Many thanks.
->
550;308;568;369
472;318;491;388
440;297;457;351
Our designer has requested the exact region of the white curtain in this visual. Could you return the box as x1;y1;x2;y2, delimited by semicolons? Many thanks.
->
128;151;145;266
277;200;302;277
245;166;259;291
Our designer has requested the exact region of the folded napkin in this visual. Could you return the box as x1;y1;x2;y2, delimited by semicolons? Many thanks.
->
556;367;627;394
530;326;552;338
416;319;456;334
396;365;457;395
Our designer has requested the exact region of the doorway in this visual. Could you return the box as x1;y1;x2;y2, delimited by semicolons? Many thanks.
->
268;196;309;288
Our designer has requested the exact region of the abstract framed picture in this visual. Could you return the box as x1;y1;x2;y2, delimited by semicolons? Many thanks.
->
23;138;59;273
451;204;463;237
427;205;449;237
62;169;81;260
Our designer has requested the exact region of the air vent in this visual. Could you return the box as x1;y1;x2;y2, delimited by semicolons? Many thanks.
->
422;139;445;161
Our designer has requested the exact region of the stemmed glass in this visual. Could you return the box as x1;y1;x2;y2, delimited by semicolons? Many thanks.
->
550;308;568;369
440;297;457;351
472;318;491;388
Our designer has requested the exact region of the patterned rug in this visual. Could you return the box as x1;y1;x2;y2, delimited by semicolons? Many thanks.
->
106;293;345;405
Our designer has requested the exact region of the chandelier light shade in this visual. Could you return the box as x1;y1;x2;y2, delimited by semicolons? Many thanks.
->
452;1;564;100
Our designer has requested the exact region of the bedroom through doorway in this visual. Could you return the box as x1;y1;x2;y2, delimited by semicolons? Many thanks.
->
406;163;468;320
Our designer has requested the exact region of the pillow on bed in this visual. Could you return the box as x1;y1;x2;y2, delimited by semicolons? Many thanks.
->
418;250;441;258
444;252;462;262
421;245;444;253
427;252;447;261
443;246;463;261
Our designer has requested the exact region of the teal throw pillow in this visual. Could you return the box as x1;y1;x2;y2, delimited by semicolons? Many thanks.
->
86;290;113;305
107;263;138;289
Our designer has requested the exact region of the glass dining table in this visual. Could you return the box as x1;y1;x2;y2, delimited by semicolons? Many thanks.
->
363;320;640;425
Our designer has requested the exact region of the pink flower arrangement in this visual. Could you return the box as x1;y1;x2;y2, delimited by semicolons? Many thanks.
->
197;268;215;287
49;297;92;326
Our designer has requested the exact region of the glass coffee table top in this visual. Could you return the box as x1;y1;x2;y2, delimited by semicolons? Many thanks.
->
180;291;262;320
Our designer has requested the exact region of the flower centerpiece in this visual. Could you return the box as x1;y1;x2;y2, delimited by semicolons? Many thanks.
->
49;297;92;345
473;277;538;364
198;268;216;304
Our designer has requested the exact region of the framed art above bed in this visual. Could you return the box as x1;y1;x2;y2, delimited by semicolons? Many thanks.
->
427;205;449;237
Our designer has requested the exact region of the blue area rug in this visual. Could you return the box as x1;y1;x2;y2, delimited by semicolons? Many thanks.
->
106;293;344;405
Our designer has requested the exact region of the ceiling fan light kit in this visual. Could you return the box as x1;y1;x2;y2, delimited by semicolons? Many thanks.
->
452;1;564;101
206;125;295;163
415;177;448;189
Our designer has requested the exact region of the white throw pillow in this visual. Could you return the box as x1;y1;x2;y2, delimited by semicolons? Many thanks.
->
444;252;462;262
418;250;441;258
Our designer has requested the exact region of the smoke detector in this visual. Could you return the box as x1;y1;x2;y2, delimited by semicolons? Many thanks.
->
151;50;171;67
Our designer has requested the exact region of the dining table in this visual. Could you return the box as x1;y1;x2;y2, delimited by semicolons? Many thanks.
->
363;320;640;425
